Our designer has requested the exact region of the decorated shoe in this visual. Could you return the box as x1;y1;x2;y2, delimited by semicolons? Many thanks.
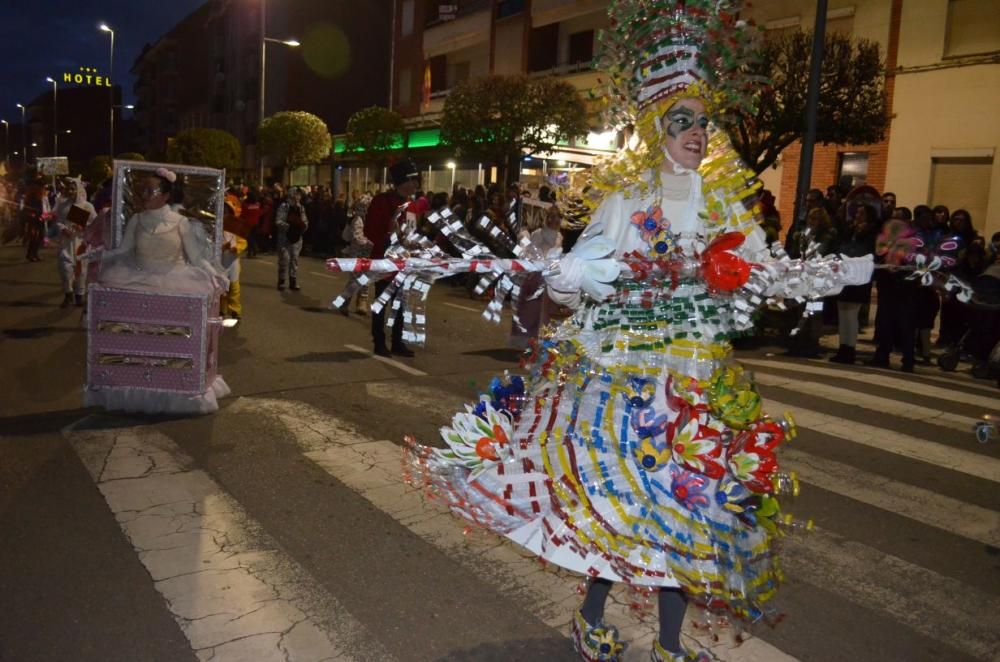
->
571;610;626;662
650;639;712;662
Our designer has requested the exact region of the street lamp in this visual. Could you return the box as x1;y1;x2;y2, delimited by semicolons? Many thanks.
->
99;23;115;158
258;0;300;184
16;103;26;166
446;160;456;190
45;77;58;156
1;120;8;164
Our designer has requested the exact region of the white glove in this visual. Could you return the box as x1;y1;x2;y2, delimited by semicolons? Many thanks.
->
545;235;620;302
838;254;874;286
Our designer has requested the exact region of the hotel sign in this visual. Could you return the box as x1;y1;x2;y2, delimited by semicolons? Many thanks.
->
62;66;112;87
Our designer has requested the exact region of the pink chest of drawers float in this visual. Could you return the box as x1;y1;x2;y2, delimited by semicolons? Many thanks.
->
85;160;231;415
85;285;226;413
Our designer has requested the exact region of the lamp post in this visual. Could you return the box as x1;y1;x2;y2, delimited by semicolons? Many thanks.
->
1;120;8;164
16;103;26;166
99;23;115;158
257;0;300;185
45;77;58;156
447;160;456;191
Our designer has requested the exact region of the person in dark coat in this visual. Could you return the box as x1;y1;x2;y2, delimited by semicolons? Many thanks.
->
830;204;878;364
365;160;420;357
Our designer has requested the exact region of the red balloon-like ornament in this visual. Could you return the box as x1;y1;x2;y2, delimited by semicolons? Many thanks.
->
701;232;751;292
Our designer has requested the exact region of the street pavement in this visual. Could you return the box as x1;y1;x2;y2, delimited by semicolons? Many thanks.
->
1;243;998;662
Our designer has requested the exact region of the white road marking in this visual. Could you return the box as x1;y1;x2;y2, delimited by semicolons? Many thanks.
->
752;372;980;433
234;396;798;662
343;343;428;376
741;358;999;411
764;397;1000;484
62;419;379;662
804;356;1000;395
781;447;1000;547
308;270;336;279
442;301;483;313
783;527;1000;661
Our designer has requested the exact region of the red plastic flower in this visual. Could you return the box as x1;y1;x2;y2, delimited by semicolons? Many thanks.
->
726;421;785;494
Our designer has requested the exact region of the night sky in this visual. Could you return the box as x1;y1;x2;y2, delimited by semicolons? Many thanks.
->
0;0;208;120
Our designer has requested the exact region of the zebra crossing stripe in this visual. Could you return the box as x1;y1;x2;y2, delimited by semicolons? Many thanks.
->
763;397;1000;484
781;447;1000;547
783;526;1000;660
804;356;1000;395
230;396;799;662
741;358;999;411
62;418;385;662
753;372;979;433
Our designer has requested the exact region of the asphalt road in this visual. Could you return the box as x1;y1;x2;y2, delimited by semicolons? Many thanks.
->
1;243;998;662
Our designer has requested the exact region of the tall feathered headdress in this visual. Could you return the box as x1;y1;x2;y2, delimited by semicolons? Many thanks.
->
595;0;763;128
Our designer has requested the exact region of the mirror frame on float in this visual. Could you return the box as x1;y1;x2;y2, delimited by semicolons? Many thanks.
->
110;160;226;260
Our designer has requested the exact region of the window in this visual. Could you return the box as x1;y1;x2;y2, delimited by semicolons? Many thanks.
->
945;0;1000;57
837;152;869;189
429;55;448;92
930;156;994;233
825;6;854;36
528;23;559;72
401;0;415;36
398;66;412;106
568;30;595;66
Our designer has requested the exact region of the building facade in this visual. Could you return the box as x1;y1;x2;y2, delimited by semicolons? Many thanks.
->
372;0;616;191
387;0;1000;236
24;83;127;168
131;0;392;182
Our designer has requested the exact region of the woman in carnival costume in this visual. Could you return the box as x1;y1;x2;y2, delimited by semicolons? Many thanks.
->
392;2;874;660
98;167;228;297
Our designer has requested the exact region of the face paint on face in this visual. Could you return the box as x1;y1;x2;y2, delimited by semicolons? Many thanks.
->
661;98;709;172
664;107;707;138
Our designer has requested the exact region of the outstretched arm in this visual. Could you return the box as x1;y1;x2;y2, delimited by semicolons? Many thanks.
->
545;194;622;308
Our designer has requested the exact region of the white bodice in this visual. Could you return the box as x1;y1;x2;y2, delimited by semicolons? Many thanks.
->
133;208;187;273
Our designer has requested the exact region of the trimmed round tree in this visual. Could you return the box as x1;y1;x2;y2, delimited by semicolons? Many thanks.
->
258;111;332;183
166;128;242;171
440;75;589;185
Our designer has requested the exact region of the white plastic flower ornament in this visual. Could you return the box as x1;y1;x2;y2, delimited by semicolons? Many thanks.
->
908;254;941;287
435;397;515;479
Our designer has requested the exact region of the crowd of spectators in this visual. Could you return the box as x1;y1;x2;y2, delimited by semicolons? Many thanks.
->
757;184;1000;375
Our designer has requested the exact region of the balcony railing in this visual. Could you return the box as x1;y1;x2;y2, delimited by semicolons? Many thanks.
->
528;60;594;77
425;0;490;28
